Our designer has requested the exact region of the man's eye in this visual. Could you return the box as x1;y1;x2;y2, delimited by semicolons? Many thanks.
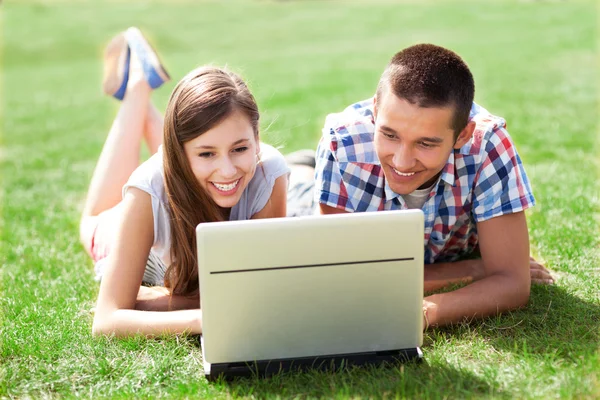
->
199;152;214;158
233;146;248;153
419;142;434;148
382;131;395;139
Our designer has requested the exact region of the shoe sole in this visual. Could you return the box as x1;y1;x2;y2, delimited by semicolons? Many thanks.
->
102;33;130;99
125;27;170;89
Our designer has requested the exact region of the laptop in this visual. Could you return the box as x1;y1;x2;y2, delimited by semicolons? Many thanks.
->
196;209;424;380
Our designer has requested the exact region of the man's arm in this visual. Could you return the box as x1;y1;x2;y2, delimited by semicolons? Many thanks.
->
424;211;531;327
424;256;553;293
423;259;485;293
319;203;349;215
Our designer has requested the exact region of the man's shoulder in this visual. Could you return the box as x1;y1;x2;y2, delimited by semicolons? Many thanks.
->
323;98;375;137
460;103;513;158
320;98;379;164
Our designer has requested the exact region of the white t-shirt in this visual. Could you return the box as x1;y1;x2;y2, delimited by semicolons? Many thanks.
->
402;182;436;210
122;143;290;267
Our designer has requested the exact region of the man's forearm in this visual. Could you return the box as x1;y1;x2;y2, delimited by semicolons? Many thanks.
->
424;259;485;293
425;272;530;327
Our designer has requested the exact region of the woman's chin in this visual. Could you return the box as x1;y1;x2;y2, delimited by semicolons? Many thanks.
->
213;197;240;210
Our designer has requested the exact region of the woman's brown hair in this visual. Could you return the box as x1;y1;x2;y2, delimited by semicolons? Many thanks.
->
162;66;259;296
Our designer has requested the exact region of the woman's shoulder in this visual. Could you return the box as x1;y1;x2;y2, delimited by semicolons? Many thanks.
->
238;143;290;218
256;143;290;180
123;150;166;201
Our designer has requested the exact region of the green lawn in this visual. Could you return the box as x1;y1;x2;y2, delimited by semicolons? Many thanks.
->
1;1;599;398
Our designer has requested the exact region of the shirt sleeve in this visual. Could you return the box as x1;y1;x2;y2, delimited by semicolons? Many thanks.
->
472;126;536;222
250;144;291;216
314;133;353;212
122;152;166;248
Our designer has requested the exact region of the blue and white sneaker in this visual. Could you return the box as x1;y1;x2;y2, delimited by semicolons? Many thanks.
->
125;27;171;90
102;32;130;100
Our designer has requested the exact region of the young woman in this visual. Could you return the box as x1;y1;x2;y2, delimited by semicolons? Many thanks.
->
82;28;289;337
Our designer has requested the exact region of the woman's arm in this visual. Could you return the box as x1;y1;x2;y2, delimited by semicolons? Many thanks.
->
251;175;288;219
92;188;202;337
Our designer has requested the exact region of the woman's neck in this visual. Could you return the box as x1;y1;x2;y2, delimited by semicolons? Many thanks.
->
220;207;231;221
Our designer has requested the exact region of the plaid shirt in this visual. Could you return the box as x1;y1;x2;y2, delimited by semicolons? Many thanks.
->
315;98;536;264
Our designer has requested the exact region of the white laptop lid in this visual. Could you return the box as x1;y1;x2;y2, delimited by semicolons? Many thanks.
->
197;210;424;364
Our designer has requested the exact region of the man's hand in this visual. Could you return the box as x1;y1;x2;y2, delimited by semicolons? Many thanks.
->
529;257;554;285
466;256;554;286
422;299;437;331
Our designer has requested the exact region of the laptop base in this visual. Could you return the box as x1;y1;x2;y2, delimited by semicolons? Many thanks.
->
204;347;423;381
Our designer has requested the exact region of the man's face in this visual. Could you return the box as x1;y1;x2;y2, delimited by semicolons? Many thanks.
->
373;92;472;195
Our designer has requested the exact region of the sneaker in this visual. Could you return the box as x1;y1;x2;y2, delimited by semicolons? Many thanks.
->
102;32;130;100
125;27;170;89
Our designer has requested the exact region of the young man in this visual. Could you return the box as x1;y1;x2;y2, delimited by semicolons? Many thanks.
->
309;44;552;328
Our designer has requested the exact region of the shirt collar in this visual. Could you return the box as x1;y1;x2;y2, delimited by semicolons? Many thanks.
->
439;151;456;187
384;179;402;202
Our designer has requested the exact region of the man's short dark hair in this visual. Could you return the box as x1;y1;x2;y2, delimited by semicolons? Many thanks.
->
376;44;475;136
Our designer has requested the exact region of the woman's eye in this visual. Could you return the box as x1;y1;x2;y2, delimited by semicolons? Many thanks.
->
233;146;248;153
199;152;214;158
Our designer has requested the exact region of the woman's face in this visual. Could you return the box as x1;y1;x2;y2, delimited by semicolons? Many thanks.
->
183;110;259;209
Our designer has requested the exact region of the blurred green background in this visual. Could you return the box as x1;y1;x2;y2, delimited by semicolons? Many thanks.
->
1;1;598;398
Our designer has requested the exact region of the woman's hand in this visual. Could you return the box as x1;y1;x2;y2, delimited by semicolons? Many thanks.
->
136;286;200;311
135;286;171;310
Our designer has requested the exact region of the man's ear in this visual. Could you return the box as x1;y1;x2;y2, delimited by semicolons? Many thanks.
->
373;95;378;119
453;121;476;149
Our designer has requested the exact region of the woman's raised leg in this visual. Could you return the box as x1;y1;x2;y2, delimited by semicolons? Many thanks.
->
144;102;164;155
81;52;152;219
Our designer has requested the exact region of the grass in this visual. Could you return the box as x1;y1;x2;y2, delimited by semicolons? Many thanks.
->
1;0;599;398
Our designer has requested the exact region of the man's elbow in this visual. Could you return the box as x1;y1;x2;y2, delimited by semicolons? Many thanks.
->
508;273;531;310
489;271;530;312
518;280;531;307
